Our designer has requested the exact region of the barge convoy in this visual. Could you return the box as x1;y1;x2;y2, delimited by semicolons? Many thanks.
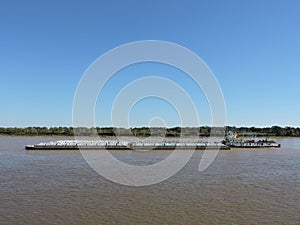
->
25;133;280;150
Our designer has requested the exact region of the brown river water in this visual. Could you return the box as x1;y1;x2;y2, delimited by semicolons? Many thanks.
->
0;137;299;224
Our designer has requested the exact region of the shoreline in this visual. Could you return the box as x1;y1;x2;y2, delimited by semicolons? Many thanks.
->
1;126;300;138
0;135;298;139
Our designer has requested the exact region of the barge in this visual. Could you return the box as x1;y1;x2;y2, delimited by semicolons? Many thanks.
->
25;140;231;150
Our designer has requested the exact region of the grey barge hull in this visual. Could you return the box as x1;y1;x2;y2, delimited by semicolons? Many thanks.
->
25;140;230;150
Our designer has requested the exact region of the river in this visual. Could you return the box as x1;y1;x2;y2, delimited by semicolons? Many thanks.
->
0;137;299;224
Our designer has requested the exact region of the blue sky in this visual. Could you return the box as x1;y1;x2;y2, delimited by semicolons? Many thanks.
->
1;0;300;127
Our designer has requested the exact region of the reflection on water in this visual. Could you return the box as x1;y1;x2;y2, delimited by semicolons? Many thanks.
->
0;137;299;224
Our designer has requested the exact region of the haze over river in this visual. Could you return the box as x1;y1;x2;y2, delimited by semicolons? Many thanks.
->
0;137;299;224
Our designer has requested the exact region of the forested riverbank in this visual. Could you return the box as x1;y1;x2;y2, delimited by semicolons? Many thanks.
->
1;126;300;137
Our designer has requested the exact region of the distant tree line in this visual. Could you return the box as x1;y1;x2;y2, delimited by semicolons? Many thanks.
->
226;126;300;137
0;126;300;137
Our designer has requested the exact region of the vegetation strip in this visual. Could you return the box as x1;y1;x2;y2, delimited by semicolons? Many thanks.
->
1;126;298;137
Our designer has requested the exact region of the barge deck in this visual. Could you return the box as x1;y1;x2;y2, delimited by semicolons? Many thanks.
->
25;140;231;150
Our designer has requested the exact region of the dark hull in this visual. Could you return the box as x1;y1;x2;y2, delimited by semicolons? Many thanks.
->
25;145;230;150
128;146;230;150
229;146;280;148
227;144;281;148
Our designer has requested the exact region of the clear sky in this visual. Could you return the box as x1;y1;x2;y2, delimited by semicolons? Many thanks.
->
1;0;300;127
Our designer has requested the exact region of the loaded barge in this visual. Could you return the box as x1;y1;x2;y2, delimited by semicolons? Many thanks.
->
25;140;230;150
